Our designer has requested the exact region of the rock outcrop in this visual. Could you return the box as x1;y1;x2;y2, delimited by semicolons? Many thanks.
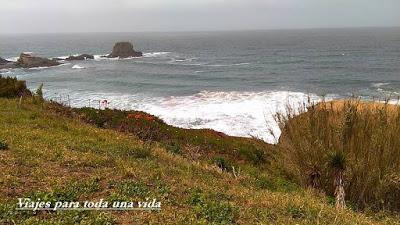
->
0;57;18;70
16;53;61;68
65;54;94;61
0;57;10;65
0;64;18;70
108;42;143;58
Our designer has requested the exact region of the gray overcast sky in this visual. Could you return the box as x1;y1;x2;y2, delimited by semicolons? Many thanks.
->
1;0;399;33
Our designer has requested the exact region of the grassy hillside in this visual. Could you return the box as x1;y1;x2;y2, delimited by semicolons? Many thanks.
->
48;102;275;170
0;95;399;223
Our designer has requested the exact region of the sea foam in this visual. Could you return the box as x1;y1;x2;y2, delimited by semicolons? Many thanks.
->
143;52;171;58
43;90;322;143
72;65;85;69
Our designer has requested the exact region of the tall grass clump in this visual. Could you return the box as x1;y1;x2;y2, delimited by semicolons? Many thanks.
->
275;98;400;212
33;83;44;105
0;76;30;98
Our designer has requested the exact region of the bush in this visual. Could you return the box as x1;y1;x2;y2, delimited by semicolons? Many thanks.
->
32;83;44;105
133;143;153;159
0;76;30;98
276;98;400;212
165;141;182;155
213;157;233;172
0;140;7;150
255;176;277;191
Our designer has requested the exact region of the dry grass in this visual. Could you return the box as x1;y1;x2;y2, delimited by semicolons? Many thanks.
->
276;98;400;212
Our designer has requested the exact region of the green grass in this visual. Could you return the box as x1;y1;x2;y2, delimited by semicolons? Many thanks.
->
48;103;274;169
0;96;399;224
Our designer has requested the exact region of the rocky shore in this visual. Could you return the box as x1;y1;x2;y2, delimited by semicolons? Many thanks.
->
0;41;142;70
16;53;61;68
0;57;17;70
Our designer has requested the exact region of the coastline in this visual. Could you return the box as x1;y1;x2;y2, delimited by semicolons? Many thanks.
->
1;76;400;223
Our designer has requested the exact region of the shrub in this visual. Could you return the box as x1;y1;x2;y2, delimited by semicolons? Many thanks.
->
165;141;182;155
32;83;44;105
133;143;153;159
286;205;307;219
238;147;267;165
0;76;30;98
276;98;400;212
255;176;277;191
0;140;8;150
213;157;233;172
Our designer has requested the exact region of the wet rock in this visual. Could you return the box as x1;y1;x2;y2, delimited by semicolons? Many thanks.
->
65;54;94;61
0;57;10;65
16;53;61;68
108;42;143;58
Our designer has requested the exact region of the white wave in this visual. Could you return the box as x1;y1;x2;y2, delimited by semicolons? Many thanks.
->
172;63;203;66
44;90;324;144
6;56;19;62
173;57;198;62
139;91;322;144
206;62;251;67
372;82;390;88
93;54;109;61
28;66;52;70
72;65;85;69
119;56;142;60
143;52;171;58
94;54;139;61
233;62;251;66
56;55;70;60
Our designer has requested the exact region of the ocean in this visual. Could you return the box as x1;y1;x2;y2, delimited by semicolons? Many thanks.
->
1;28;400;143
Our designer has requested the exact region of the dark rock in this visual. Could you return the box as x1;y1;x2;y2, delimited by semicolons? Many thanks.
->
16;53;61;68
0;57;18;69
0;57;10;65
108;42;143;58
65;54;94;61
0;63;19;70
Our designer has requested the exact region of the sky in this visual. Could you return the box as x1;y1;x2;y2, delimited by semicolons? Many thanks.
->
1;0;399;33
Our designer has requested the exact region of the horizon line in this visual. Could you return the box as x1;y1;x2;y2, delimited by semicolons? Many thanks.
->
1;25;399;35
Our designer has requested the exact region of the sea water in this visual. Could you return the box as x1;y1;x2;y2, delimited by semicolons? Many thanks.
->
1;28;399;143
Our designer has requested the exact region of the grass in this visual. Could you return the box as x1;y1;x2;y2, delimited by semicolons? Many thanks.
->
276;98;400;212
0;76;399;224
1;99;399;224
47;103;274;169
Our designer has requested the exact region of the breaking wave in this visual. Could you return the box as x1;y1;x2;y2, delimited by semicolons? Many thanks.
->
72;65;85;69
43;90;324;143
